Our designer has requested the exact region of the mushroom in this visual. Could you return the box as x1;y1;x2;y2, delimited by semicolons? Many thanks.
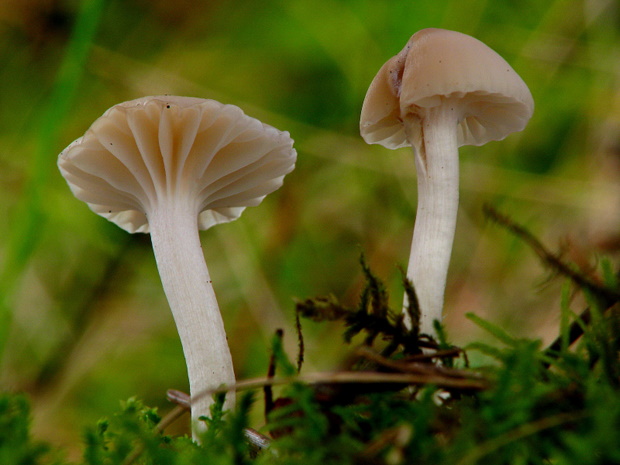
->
360;28;533;336
58;96;296;436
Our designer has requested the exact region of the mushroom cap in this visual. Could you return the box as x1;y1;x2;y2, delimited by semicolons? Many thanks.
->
59;96;297;233
360;28;534;149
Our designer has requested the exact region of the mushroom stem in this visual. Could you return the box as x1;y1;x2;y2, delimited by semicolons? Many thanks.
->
403;104;460;336
148;197;235;437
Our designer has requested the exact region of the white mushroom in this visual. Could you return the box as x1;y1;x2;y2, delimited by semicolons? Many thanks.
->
360;29;534;336
58;96;296;436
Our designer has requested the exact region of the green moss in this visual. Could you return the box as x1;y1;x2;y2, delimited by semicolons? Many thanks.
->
2;214;619;465
2;278;618;465
0;393;60;465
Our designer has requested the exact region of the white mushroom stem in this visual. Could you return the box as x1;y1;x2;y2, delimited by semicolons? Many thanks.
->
403;104;460;336
148;197;235;437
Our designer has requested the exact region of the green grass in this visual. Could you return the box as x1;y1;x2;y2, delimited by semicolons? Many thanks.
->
0;0;107;361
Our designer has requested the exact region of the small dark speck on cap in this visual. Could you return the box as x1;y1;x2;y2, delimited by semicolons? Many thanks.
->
166;104;171;108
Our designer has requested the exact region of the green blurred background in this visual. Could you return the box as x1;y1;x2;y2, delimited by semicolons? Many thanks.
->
0;0;618;457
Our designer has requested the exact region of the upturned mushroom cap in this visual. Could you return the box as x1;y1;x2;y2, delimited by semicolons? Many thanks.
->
59;96;296;233
360;28;534;149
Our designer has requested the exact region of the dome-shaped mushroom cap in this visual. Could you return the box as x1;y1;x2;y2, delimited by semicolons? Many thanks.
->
59;96;297;233
360;28;534;149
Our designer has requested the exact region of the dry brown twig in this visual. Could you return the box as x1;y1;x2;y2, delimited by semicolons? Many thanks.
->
354;346;487;386
483;204;620;356
162;364;491;427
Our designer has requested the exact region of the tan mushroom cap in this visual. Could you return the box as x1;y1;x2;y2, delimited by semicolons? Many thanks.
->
360;28;534;149
59;96;297;233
